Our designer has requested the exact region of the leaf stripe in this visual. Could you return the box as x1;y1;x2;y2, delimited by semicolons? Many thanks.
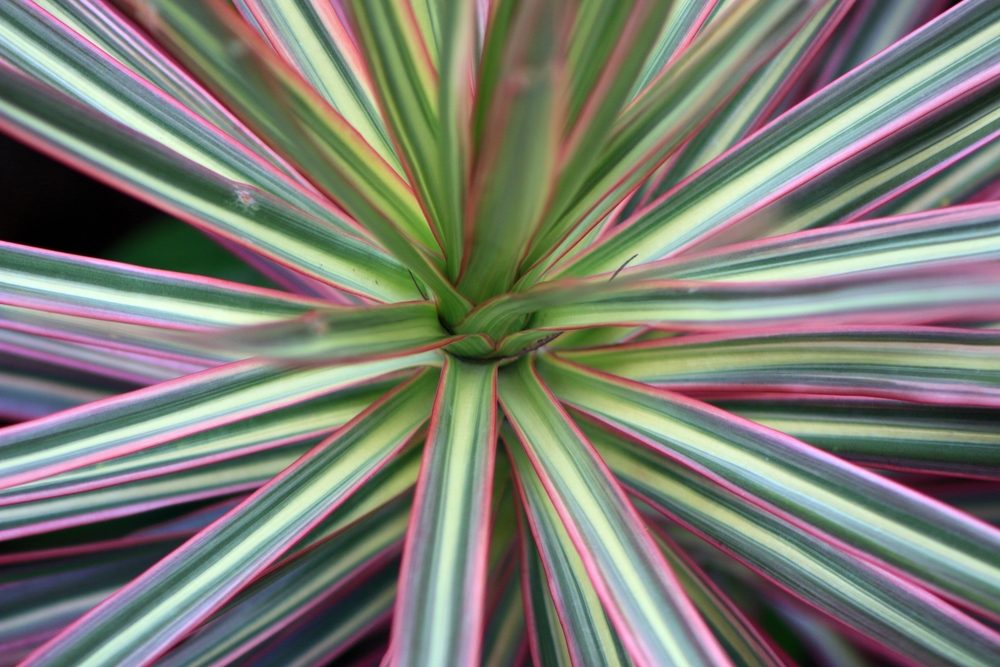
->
499;358;727;667
562;326;1000;407
391;357;498;666
542;356;1000;618
24;371;436;666
593;424;1000;666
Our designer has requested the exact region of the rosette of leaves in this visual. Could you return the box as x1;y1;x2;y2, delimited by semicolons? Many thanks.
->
1;1;1000;665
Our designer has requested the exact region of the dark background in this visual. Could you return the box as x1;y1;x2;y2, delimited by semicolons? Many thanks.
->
0;132;155;256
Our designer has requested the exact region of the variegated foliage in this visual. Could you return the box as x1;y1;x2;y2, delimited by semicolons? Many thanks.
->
1;1;999;665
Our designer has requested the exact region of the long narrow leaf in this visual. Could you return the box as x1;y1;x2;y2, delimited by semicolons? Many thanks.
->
499;358;726;666
542;356;1000;618
504;425;630;666
592;423;1000;666
0;63;415;302
0;351;435;490
391;357;497;665
562;327;1000;407
24;370;436;666
564;0;1000;277
120;0;472;321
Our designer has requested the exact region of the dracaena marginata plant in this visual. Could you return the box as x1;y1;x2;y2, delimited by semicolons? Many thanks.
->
1;0;1000;665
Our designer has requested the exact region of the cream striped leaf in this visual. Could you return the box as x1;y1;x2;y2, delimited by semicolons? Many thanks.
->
499;358;727;667
392;357;498;666
542;356;1000;618
24;371;436;666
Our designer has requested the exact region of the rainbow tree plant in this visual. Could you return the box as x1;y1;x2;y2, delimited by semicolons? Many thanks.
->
1;0;1000;665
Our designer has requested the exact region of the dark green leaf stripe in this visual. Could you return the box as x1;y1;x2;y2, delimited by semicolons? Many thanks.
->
500;359;725;667
159;499;409;667
542;356;1000;618
505;427;631;667
720;398;1000;477
0;65;415;302
26;371;436;666
0;352;436;490
592;424;1000;667
633;202;1000;282
234;0;401;170
564;0;1000;277
392;357;498;666
561;327;1000;407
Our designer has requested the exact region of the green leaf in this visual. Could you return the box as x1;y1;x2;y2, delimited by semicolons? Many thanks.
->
644;0;849;197
0;442;304;542
121;0;473;321
528;0;674;264
392;357;498;666
33;0;298;175
630;202;1000;282
457;0;572;302
628;0;715;98
0;64;414;302
564;0;1000;277
233;0;401;170
504;425;630;667
721;397;1000;477
0;352;436;490
561;327;1000;407
26;371;436;666
0;241;318;328
518;509;574;667
521;0;811;281
541;356;1000;619
499;358;726;666
0;380;393;509
651;528;789;667
592;423;1000;666
159;498;409;667
347;0;473;278
525;263;1000;333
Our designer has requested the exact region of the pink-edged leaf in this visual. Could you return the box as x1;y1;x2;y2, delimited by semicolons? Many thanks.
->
499;358;728;667
589;420;1000;666
0;62;415;302
504;423;630;666
159;497;409;667
718;396;1000;479
0;350;435;491
564;0;1000;277
561;326;1000;407
391;357;498;666
117;0;473;321
541;355;1000;620
24;370;436;666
